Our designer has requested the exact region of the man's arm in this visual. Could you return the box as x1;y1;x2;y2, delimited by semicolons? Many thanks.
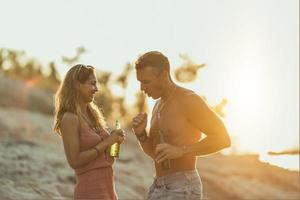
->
155;92;231;164
135;130;155;159
182;93;231;156
132;112;156;159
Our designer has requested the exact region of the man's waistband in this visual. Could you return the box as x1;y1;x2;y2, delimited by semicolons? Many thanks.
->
154;169;199;186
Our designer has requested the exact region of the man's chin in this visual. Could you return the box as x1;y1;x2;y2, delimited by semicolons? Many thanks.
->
149;94;159;100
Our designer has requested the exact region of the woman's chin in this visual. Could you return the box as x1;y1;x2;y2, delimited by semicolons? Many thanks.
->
85;97;94;103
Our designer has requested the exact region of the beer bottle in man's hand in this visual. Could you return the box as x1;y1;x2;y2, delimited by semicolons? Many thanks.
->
158;130;171;170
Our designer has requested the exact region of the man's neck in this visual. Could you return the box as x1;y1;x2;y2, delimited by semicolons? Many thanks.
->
161;81;177;101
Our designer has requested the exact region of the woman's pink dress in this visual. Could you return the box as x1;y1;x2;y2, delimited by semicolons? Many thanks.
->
74;122;117;200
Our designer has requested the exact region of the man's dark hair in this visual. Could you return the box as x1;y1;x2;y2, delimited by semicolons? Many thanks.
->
135;51;170;74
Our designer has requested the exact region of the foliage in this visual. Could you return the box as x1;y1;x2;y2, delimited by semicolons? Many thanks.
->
0;47;227;127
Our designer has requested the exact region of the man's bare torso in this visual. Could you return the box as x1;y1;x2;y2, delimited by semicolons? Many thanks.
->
149;87;202;176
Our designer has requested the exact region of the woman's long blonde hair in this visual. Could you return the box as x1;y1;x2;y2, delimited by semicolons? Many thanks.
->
53;64;106;135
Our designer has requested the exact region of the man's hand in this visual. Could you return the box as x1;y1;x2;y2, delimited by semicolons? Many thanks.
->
132;112;148;136
155;143;183;163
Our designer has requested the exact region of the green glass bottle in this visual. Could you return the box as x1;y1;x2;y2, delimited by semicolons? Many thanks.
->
158;130;171;170
110;120;121;157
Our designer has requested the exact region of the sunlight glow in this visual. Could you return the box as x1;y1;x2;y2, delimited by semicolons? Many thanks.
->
25;80;35;88
225;63;269;153
259;152;299;171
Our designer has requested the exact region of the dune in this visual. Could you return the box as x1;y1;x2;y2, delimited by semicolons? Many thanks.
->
0;107;299;200
0;74;54;115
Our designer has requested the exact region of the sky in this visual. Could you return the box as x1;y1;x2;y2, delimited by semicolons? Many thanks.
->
0;0;299;154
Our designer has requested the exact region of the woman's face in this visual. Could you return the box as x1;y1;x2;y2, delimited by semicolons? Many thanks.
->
79;73;99;103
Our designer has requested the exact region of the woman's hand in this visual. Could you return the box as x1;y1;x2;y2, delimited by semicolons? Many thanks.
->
110;129;126;144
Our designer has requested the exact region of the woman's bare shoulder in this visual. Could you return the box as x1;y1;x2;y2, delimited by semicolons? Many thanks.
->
61;112;79;127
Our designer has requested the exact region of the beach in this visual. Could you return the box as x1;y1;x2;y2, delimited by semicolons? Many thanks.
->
0;107;299;200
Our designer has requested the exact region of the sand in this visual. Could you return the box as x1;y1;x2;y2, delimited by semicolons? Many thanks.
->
0;107;299;200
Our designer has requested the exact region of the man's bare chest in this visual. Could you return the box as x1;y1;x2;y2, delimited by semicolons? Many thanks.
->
150;104;189;137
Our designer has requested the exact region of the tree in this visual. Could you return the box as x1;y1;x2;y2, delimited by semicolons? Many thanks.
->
62;46;86;66
174;53;206;82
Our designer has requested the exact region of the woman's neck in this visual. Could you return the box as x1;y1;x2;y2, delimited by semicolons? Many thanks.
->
79;102;89;116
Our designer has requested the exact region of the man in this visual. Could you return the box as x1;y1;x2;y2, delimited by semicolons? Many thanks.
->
132;51;231;200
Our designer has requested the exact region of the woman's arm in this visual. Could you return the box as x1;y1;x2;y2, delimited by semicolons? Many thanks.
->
60;112;119;169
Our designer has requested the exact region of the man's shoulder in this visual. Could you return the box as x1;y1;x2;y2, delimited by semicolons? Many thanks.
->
176;86;202;100
176;87;211;121
176;86;208;109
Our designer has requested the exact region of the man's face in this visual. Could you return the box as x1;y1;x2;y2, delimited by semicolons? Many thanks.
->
136;66;164;100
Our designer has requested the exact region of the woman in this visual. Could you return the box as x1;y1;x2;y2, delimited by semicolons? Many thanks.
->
53;64;124;200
